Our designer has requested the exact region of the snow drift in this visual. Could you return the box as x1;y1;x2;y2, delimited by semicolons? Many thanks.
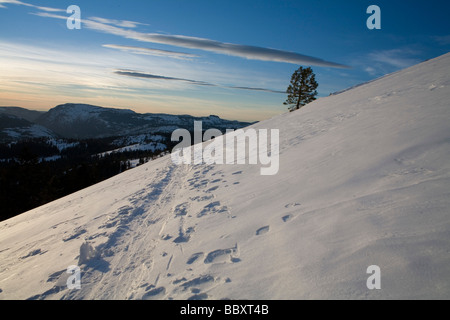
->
1;53;450;300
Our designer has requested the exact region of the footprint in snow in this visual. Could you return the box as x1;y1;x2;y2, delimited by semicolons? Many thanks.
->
197;201;228;218
204;245;240;264
186;252;204;265
142;287;166;300
174;202;189;217
256;226;270;236
188;293;208;300
284;202;301;209
206;185;219;192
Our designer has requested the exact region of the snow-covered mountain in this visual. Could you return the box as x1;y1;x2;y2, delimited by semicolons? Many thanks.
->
1;53;449;300
35;103;252;139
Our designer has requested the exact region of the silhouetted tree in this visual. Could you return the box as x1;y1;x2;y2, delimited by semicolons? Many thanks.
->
284;66;318;112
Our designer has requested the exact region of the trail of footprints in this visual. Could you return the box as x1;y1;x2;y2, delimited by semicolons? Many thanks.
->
130;164;301;300
38;162;303;300
160;165;231;246
149;164;302;299
141;165;242;300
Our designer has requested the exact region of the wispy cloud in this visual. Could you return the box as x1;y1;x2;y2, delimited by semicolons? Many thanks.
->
114;69;214;86
0;0;64;12
0;0;28;6
102;44;199;60
364;66;377;76
228;86;285;94
33;5;64;12
368;49;421;69
30;11;67;19
89;17;148;29
356;48;422;76
131;34;349;68
432;35;450;45
114;69;285;93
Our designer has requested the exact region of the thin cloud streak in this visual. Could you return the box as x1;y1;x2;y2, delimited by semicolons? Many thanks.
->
102;44;199;60
433;35;450;45
114;69;285;93
89;17;149;29
368;49;421;69
135;33;350;68
229;86;285;94
114;69;214;86
0;0;64;12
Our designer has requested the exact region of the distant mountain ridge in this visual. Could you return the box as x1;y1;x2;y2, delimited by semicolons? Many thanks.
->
0;103;253;141
0;106;44;122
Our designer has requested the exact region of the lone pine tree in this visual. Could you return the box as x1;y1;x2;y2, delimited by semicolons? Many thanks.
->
284;66;318;112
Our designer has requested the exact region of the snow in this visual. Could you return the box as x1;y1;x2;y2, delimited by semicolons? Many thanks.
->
39;155;61;163
48;140;80;152
3;129;21;138
144;114;182;123
112;134;165;146
1;53;450;300
99;142;167;156
127;159;141;168
46;104;101;123
47;104;135;123
4;124;55;139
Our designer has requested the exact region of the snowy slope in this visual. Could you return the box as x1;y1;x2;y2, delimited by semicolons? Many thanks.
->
1;53;450;300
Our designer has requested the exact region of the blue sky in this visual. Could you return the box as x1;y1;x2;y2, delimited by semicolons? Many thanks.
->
1;0;449;121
